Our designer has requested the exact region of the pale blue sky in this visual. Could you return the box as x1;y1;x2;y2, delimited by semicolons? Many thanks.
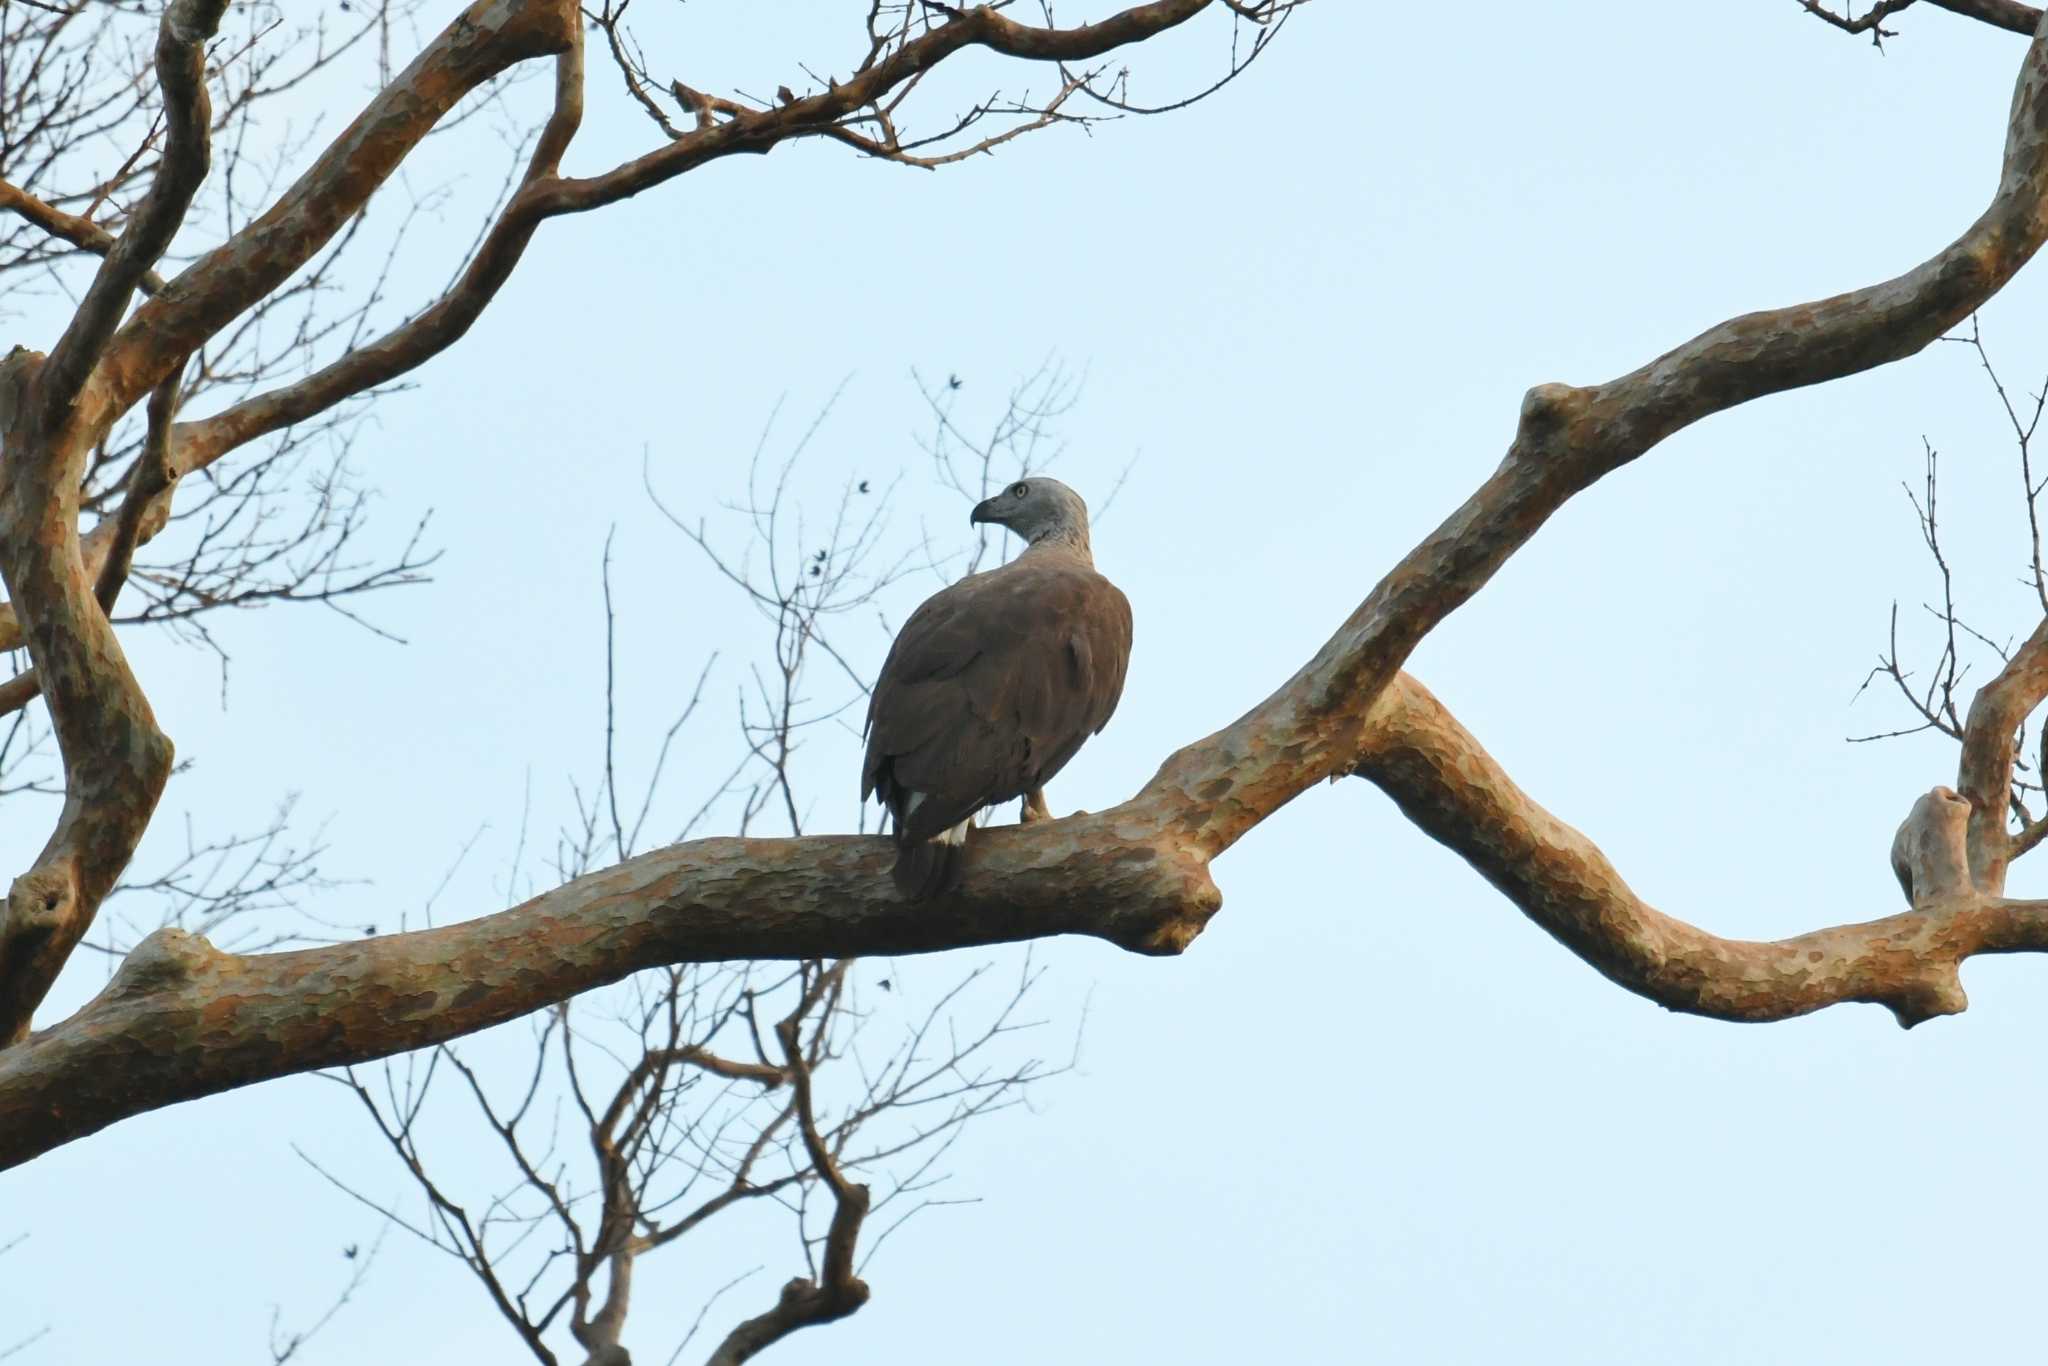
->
10;2;2048;1362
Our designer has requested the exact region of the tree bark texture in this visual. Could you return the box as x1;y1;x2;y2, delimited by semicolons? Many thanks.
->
7;1;2048;1176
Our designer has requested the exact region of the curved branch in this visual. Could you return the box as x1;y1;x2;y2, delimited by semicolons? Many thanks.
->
1135;9;2048;856
1352;675;2046;1030
72;0;579;445
168;0;1218;474
10;5;2048;1181
1957;615;2048;888
0;508;171;658
0;341;174;1043
543;0;1216;214
36;0;225;423
705;1003;871;1364
171;29;588;471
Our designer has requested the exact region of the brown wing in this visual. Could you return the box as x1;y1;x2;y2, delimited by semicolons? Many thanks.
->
863;555;1132;843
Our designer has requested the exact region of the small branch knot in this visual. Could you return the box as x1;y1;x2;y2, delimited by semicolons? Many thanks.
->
104;927;220;999
1889;965;1969;1030
1516;381;1585;437
1089;843;1223;956
4;867;74;943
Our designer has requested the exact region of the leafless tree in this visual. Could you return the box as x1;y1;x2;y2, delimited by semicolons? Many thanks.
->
0;0;440;962
302;402;1073;1363
17;0;2048;1360
0;1;1285;1355
1851;317;2048;893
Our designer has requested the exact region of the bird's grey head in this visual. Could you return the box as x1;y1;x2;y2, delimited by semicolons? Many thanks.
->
969;477;1091;552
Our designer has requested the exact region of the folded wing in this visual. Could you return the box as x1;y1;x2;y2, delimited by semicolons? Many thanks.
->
863;555;1132;853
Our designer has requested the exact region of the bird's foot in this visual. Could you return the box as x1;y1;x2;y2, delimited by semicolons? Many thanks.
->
1020;789;1052;824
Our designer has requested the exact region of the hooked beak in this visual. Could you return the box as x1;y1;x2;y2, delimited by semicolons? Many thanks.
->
969;497;999;526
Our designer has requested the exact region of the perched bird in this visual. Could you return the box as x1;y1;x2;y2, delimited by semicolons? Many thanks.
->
862;477;1132;899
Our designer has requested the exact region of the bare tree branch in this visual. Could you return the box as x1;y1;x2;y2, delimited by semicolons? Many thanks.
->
36;0;226;421
8;6;2048;1176
0;179;166;296
703;996;871;1365
1802;0;2043;39
0;340;176;1041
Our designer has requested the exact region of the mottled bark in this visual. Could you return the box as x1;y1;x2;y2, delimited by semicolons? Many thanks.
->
1956;618;2048;887
1355;678;2045;1030
1932;0;2043;34
6;1;2048;1191
0;814;1217;1170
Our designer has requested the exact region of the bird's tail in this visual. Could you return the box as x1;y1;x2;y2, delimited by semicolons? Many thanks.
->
892;821;969;900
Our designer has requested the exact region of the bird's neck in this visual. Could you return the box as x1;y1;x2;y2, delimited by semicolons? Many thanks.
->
1023;524;1092;563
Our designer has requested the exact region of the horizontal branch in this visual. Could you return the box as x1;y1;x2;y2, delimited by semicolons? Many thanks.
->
1806;1;2044;36
0;812;1218;1170
0;180;166;295
1930;0;2043;33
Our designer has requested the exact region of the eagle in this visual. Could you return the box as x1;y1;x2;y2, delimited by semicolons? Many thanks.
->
862;477;1133;899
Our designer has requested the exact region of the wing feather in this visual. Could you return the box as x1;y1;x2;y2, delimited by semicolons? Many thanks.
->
862;553;1131;842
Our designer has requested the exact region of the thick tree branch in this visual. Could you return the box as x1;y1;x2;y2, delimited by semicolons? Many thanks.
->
1133;10;2048;859
1956;615;2048;888
0;346;174;1043
0;813;1216;1170
168;0;1214;474
1804;0;2042;36
35;0;225;424
0;2;578;1039
1351;675;2047;1031
171;26;588;472
11;6;2048;1178
71;0;579;450
1932;0;2044;33
0;512;168;658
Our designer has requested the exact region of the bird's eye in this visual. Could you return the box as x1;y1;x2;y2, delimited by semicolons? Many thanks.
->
1010;482;1028;499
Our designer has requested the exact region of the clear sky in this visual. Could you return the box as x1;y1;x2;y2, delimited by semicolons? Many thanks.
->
10;2;2048;1362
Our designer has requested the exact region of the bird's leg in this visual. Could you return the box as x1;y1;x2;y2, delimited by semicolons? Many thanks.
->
1020;788;1052;824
